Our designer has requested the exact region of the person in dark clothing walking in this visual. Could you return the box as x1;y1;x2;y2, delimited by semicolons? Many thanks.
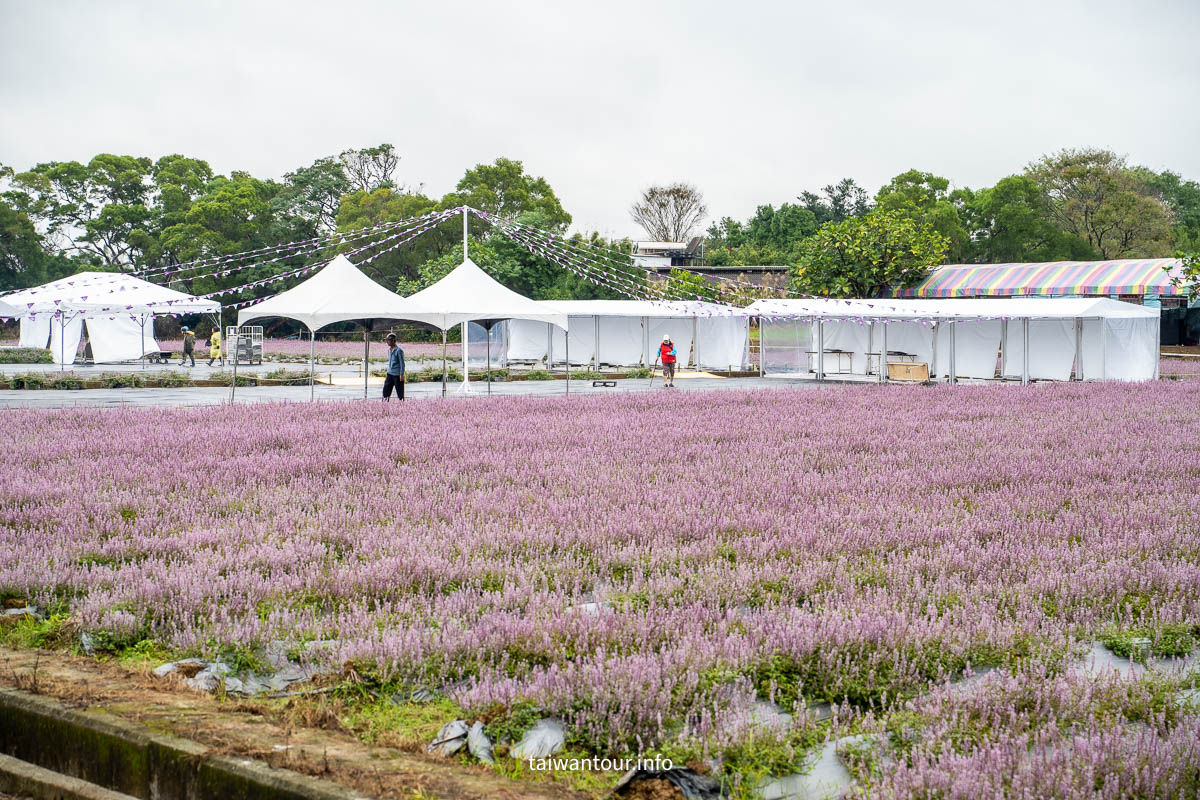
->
180;326;196;367
383;332;405;401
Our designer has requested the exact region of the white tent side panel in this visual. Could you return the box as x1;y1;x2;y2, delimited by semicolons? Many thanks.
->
87;316;159;363
465;322;508;368
1101;318;1157;381
19;316;51;348
935;320;1001;379
696;316;750;370
885;322;935;367
506;319;551;362
823;320;871;374
1002;319;1075;380
596;316;645;366
760;319;812;374
49;317;84;365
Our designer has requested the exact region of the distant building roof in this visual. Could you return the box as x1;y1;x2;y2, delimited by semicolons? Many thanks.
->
895;259;1185;298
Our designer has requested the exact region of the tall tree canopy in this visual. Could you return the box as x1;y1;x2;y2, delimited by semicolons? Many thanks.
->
791;210;948;298
629;182;707;242
1025;148;1174;259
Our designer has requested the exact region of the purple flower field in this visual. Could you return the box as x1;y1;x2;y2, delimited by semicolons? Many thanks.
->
3;383;1199;795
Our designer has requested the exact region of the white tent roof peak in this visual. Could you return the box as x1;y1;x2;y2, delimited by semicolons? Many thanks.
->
2;271;220;318
401;258;568;331
238;254;424;331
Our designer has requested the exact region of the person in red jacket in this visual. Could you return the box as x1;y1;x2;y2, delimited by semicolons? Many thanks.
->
659;334;677;388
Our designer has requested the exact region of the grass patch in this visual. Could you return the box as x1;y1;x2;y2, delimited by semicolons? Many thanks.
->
0;347;53;364
1102;623;1199;662
570;369;605;381
0;613;72;650
525;369;554;381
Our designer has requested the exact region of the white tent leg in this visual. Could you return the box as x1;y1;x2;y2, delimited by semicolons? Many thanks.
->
593;315;599;370
441;328;448;398
642;316;649;366
140;315;146;371
460;321;470;393
930;321;938;379
1101;319;1108;380
309;330;316;401
1080;316;1089;381
757;318;764;377
1000;319;1008;379
948;320;957;385
1154;313;1161;379
487;326;492;396
565;334;570;396
693;315;699;371
879;322;888;384
815;317;824;382
363;329;369;399
547;322;553;369
1021;318;1030;386
230;329;239;404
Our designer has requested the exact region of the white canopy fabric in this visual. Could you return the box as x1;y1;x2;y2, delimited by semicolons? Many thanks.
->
506;300;750;369
3;271;220;318
238;254;422;331
751;297;1159;382
0;296;21;319
400;258;567;331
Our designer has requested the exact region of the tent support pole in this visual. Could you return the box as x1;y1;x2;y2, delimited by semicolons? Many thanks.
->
815;317;824;382
487;325;492;396
1074;318;1083;380
642;316;649;366
309;329;316;401
693;315;699;371
59;315;64;371
461;322;469;393
930;321;938;379
948;320;957;385
1021;318;1030;386
230;327;239;404
441;328;448;398
758;318;764;377
1154;313;1161;379
363;327;369;399
140;315;146;371
462;207;468;260
547;322;553;371
879;322;888;384
1101;318;1108;380
1001;319;1008;379
593;315;599;370
565;333;570;396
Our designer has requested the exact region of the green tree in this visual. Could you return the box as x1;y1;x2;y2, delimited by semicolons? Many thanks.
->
798;178;872;225
1026;148;1174;258
961;176;1096;263
875;170;971;262
340;143;402;193
442;157;571;229
704;204;817;266
791;210;948;298
1139;169;1200;252
271;156;350;234
9;154;153;267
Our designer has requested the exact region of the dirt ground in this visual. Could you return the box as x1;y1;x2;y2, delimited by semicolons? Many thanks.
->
1162;345;1200;355
0;646;603;800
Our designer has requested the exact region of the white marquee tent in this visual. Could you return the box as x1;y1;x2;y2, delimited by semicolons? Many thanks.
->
3;271;220;365
238;254;421;331
749;297;1160;382
505;300;750;370
400;258;568;332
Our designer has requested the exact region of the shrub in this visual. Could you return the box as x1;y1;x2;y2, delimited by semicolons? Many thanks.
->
99;372;145;388
526;369;554;381
10;372;47;389
625;365;652;379
0;347;53;364
46;374;85;390
264;367;313;384
209;370;255;387
570;369;605;381
151;371;194;388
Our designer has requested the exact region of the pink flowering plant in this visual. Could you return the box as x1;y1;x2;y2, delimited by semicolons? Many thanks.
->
1;382;1198;794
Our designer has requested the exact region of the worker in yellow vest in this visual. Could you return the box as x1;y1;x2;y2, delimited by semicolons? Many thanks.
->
207;329;223;367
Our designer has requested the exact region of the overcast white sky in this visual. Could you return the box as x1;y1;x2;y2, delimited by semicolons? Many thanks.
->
2;0;1198;239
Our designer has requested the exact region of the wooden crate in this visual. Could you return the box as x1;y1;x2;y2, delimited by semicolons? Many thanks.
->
887;361;929;382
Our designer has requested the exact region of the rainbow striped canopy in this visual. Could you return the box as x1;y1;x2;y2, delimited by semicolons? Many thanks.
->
894;259;1184;298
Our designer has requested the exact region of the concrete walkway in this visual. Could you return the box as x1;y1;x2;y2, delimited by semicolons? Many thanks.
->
0;374;828;410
